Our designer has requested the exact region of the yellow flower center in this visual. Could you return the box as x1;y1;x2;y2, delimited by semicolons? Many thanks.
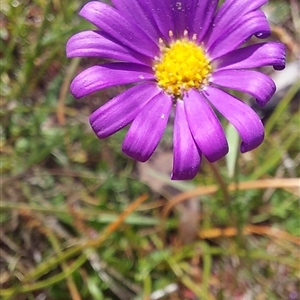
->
153;37;211;98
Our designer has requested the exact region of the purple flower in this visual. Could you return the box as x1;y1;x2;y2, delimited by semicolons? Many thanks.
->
66;0;286;180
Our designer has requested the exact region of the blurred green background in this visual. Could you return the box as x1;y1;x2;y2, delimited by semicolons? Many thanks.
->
1;0;299;299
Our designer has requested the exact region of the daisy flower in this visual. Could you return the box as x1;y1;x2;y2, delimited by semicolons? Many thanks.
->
66;0;286;180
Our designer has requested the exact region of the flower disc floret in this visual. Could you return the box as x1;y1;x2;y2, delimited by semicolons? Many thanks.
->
154;39;211;97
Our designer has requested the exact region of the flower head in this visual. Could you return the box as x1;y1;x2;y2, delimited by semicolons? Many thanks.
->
67;0;286;180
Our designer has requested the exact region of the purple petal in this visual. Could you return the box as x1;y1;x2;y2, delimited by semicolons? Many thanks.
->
214;0;268;24
111;0;160;42
204;0;268;47
89;83;161;138
139;0;175;42
205;86;264;152
79;1;159;58
213;42;286;71
207;11;270;60
192;0;218;42
227;0;267;13
211;69;276;107
122;93;172;162
70;63;154;99
172;100;201;180
66;30;151;65
169;0;197;38
184;89;228;162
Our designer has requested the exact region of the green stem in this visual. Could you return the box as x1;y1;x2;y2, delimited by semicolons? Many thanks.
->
1;254;87;299
250;118;299;180
209;162;231;205
265;82;300;136
12;1;52;98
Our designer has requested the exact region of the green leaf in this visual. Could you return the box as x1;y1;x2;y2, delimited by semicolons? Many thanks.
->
225;123;239;178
